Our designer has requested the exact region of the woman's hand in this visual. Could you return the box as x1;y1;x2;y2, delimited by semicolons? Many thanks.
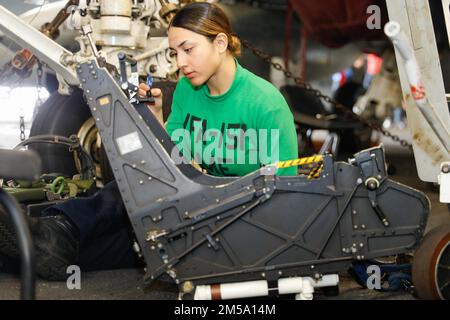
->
138;83;162;110
138;83;164;124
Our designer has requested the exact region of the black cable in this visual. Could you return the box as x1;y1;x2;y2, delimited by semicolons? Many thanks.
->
0;189;35;300
14;134;96;180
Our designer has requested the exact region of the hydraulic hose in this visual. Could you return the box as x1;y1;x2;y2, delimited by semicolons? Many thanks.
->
14;134;96;180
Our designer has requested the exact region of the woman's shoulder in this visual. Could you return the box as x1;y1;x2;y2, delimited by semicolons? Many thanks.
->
240;67;288;110
241;67;274;90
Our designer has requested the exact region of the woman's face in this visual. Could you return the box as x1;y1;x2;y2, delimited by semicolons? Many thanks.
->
168;27;222;86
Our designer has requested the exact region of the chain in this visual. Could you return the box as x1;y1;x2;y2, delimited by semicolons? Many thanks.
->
19;116;26;141
36;62;44;107
241;40;412;149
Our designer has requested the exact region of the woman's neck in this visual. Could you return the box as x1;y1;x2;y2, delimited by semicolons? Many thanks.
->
206;54;236;96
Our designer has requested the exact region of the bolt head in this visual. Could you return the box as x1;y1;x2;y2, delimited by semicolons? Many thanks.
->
182;281;194;293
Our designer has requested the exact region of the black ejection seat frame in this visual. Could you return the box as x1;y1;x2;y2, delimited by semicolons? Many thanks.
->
75;59;429;296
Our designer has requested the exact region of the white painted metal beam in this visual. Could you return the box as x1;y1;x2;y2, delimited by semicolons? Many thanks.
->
0;5;80;86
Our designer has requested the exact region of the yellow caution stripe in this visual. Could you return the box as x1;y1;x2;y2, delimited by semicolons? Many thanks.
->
308;163;324;180
277;155;323;169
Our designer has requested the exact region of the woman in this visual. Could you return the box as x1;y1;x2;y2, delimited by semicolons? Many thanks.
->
140;2;298;176
0;2;299;280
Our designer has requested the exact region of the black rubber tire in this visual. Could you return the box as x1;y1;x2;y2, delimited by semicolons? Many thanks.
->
0;204;72;281
412;224;450;300
29;88;91;177
29;81;177;181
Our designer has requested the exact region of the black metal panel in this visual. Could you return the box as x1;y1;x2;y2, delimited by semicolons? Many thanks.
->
76;60;430;287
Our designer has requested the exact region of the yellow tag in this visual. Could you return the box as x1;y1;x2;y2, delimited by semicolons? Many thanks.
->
98;96;110;106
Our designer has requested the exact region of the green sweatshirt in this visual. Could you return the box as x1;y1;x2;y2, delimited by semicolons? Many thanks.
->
166;60;298;177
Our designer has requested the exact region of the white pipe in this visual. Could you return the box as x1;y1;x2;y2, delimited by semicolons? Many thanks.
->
384;22;422;101
194;274;339;300
133;38;169;62
384;21;450;152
